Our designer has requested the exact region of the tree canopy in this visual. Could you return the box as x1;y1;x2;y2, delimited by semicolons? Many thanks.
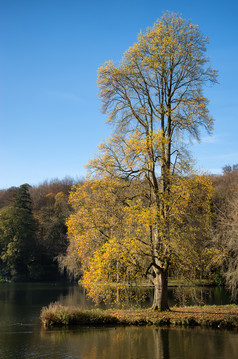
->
67;12;218;310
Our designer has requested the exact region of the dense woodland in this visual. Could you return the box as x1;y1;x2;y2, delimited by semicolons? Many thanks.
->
0;167;238;301
0;178;79;281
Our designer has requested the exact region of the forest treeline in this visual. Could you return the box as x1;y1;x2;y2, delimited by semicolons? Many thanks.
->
0;177;81;281
0;167;238;298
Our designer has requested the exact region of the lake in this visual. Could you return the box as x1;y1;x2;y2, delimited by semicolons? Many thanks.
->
0;282;237;358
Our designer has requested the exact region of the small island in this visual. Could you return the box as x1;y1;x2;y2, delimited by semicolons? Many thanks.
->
41;303;238;329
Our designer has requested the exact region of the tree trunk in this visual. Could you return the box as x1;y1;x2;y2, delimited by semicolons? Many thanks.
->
152;268;169;311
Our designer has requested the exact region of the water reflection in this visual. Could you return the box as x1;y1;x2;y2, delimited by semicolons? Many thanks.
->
170;285;233;306
0;282;233;314
38;326;238;359
0;283;237;359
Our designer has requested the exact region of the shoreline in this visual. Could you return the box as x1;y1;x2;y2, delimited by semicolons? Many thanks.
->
41;303;238;329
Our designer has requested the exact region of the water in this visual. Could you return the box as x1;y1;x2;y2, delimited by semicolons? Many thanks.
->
0;283;237;359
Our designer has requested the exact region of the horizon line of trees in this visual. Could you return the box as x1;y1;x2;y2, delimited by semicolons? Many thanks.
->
0;167;238;300
0;177;81;281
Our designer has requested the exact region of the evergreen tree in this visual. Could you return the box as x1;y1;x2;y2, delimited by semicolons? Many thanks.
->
14;183;32;213
0;184;38;279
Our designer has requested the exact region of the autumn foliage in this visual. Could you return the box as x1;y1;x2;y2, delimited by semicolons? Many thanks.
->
66;12;218;310
66;174;219;306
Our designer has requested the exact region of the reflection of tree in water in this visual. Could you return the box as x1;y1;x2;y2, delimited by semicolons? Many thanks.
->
78;285;233;309
82;285;151;309
40;327;171;359
153;328;170;359
85;285;233;308
172;286;207;306
171;285;235;306
39;326;238;359
171;285;230;306
168;327;238;359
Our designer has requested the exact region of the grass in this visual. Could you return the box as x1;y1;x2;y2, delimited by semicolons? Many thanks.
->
40;302;119;327
167;278;213;287
41;302;238;329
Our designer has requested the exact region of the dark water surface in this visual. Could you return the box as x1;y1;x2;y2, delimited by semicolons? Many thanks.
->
0;283;237;359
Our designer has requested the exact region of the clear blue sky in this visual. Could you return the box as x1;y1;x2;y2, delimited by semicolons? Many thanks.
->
1;0;237;189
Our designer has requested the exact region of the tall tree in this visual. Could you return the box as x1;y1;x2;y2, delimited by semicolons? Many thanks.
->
14;183;32;213
89;12;218;310
0;184;39;279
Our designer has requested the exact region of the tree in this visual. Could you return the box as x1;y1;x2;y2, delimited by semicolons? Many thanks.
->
36;191;71;257
67;178;159;302
0;179;76;280
28;178;75;279
67;13;218;310
14;183;32;212
0;184;38;279
211;166;238;297
0;187;18;210
94;12;218;310
67;175;214;306
223;195;238;299
66;179;128;285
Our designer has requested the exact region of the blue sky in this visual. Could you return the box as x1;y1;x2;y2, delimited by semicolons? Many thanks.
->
1;0;238;189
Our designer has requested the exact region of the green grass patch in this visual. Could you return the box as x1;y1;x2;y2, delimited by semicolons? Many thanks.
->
168;278;213;287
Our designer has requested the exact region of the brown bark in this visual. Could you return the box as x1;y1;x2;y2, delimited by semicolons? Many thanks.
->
152;267;169;311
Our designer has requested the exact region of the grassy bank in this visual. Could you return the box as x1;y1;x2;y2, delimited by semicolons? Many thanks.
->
41;303;238;329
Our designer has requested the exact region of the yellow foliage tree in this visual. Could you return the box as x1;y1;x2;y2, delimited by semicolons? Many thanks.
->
68;12;218;310
67;174;215;308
